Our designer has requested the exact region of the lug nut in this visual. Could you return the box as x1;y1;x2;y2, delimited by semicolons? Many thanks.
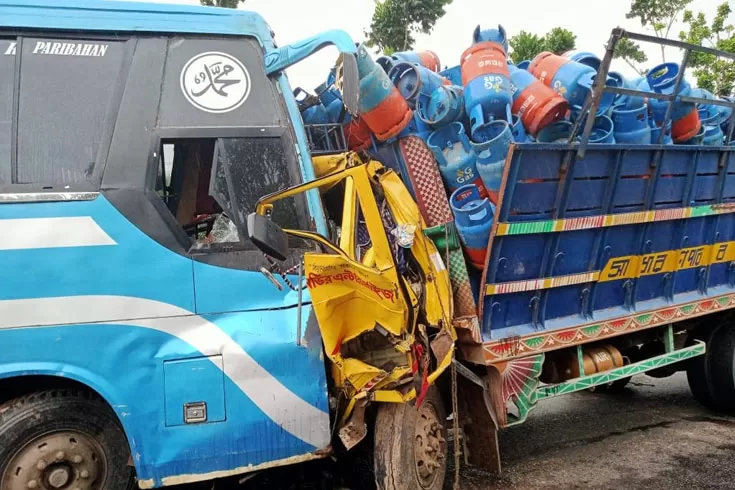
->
73;455;83;463
27;481;38;489
36;460;47;470
55;451;66;461
80;470;90;479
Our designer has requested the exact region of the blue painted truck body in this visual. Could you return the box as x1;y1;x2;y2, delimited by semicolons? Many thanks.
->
483;143;735;341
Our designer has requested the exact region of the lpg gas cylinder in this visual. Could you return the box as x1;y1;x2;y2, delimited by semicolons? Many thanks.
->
427;122;487;198
343;116;374;151
390;61;449;110
417;85;465;129
450;184;495;270
701;114;724;145
611;103;651;144
461;41;513;136
294;88;329;125
562;50;601;71
508;64;568;136
510;114;529;142
469;120;512;203
681;124;706;145
536;120;573;143
516;60;531;70
650;119;673;145
586;115;615;144
472;24;508;52
528;52;617;116
645;63;700;143
315;82;345;123
355;44;412;141
440;65;462;86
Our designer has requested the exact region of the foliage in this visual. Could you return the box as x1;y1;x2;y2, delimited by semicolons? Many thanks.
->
199;0;246;8
625;0;693;61
508;28;576;63
613;37;649;76
364;0;453;55
679;2;735;96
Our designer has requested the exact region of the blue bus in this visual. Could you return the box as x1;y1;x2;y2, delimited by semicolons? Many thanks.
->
0;1;366;488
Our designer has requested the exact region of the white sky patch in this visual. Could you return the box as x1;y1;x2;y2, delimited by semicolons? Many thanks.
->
119;0;724;91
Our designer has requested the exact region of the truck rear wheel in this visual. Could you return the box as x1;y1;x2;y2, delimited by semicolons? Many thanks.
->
687;324;735;412
0;390;135;490
373;386;447;490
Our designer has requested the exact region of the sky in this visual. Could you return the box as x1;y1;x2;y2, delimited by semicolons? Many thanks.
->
120;0;727;91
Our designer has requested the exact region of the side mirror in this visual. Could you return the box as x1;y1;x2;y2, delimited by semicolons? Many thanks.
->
247;213;289;261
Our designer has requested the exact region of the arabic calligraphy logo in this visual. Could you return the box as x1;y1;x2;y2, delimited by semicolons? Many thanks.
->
180;52;251;113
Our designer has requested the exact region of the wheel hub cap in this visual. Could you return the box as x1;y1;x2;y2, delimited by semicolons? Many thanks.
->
1;431;107;490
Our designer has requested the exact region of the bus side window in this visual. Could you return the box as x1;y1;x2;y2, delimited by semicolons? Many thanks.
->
0;38;12;185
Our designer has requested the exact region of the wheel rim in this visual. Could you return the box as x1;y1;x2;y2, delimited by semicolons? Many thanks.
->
413;401;446;489
1;430;108;490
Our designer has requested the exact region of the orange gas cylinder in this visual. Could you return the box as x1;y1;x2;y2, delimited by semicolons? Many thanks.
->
418;50;441;72
343;117;373;151
671;107;702;143
461;41;512;136
508;64;568;135
356;44;412;141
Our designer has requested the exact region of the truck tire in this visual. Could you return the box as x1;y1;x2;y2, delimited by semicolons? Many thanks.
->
686;324;735;412
0;390;135;490
373;386;447;490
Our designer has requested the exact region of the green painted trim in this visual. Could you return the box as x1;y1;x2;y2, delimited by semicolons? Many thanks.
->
536;341;705;400
576;345;585;376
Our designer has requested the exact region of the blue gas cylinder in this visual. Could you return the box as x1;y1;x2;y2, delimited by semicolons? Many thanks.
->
461;41;513;137
612;103;651;144
586;115;615;144
516;60;531;70
427;121;487;198
536;120;573;143
417;85;465;129
510;114;528;142
390;61;448;110
472;24;508;52
529;52;617;117
650;119;673;145
315;82;345;123
646;63;701;142
450;184;495;270
563;50;601;71
440;65;462;86
294;87;329;125
701;114;725;146
469;120;512;203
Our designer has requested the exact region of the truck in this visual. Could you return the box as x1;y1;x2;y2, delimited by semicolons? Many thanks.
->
1;1;734;489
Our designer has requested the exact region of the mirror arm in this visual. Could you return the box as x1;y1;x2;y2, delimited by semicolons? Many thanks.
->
264;29;356;76
284;228;352;261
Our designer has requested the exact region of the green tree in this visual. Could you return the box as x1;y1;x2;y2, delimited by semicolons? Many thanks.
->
626;0;693;61
508;30;545;63
613;37;649;76
364;0;453;55
508;28;576;63
679;2;735;96
199;0;245;7
543;27;577;56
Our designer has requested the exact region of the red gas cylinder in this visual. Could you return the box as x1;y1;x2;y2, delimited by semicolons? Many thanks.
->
671;108;702;143
343;117;373;151
418;50;441;72
508;65;568;135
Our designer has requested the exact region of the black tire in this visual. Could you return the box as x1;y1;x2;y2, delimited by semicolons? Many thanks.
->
0;390;136;490
373;386;447;490
687;324;735;412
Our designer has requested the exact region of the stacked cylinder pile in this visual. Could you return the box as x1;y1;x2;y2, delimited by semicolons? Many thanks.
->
296;24;735;271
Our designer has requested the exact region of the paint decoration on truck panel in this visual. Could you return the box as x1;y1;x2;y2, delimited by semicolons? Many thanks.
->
482;292;735;363
495;202;735;236
485;240;735;295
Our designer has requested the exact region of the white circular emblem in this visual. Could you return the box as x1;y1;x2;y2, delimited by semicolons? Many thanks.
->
180;52;251;113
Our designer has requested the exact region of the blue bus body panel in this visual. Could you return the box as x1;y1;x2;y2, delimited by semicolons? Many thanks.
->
0;196;330;486
483;144;735;341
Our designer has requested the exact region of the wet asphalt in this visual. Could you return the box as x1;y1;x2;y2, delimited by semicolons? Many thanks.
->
174;372;735;490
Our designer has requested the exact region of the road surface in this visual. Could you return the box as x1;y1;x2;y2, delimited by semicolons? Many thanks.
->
174;372;735;489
